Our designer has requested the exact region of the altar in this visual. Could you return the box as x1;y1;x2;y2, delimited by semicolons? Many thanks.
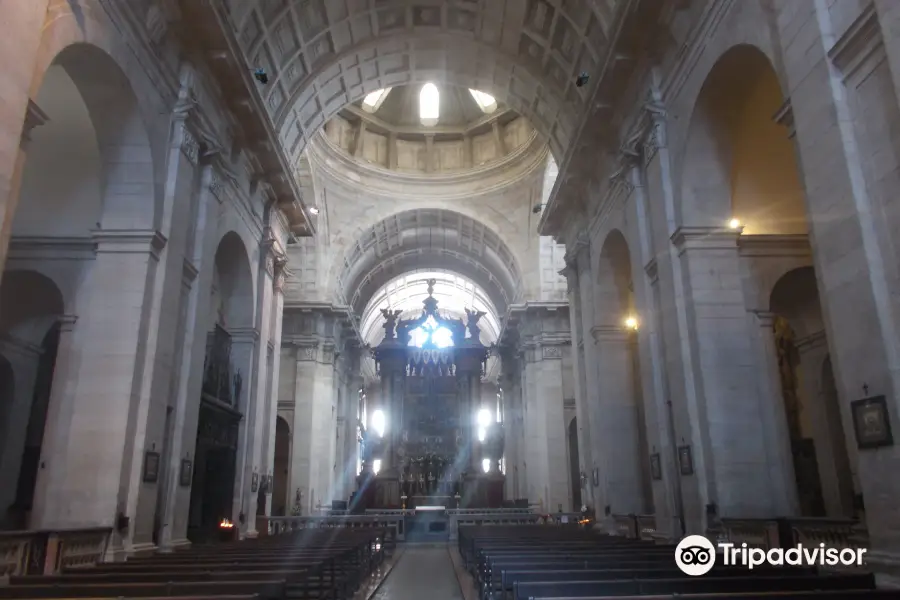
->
355;279;505;510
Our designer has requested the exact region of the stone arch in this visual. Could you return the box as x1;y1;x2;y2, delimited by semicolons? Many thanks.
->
769;267;823;339
592;228;651;512
211;232;256;330
768;266;855;517
594;229;633;320
272;416;291;516
0;270;65;339
678;44;806;234
15;41;157;243
0;269;64;529
336;209;524;318
222;1;618;162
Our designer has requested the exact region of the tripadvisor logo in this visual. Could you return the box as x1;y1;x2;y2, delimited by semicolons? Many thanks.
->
675;535;868;576
675;535;716;576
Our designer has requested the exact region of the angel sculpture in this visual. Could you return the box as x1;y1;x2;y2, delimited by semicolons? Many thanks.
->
380;308;403;339
464;308;487;339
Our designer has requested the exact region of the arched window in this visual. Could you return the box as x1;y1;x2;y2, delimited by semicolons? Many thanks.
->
419;83;440;126
469;89;497;113
408;315;454;348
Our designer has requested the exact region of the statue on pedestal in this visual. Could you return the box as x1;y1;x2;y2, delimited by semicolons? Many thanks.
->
464;308;486;340
380;308;403;340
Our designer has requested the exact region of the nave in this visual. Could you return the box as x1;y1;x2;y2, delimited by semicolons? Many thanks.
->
0;521;896;600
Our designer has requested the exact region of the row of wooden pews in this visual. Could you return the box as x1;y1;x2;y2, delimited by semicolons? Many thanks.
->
0;528;385;600
459;525;900;600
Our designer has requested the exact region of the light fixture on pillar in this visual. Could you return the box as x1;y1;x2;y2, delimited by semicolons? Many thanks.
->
728;218;741;229
624;316;639;331
482;458;491;473
309;206;320;215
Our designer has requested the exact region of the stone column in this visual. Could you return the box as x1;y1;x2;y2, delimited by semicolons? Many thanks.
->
562;260;594;510
750;311;799;517
774;3;900;582
261;260;287;516
379;365;394;472
290;342;317;514
158;166;222;551
625;161;679;537
290;323;340;514
230;326;259;528
241;236;277;536
30;315;78;528
519;337;569;512
0;336;41;526
53;228;166;553
591;324;645;514
671;229;779;523
573;239;607;517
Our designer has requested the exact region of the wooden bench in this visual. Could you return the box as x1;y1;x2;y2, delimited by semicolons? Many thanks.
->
512;573;876;600
0;528;385;600
532;593;900;600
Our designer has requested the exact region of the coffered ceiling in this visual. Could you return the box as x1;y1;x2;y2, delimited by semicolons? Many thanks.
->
218;0;622;166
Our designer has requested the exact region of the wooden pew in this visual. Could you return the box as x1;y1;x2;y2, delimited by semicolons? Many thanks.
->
512;573;876;600
496;566;818;600
531;593;900;600
1;528;384;600
0;580;286;599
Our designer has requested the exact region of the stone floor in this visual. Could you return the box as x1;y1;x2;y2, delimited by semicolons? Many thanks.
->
370;544;465;600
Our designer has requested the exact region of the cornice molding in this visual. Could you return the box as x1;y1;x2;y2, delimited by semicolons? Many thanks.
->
737;234;811;258
91;229;167;260
828;3;881;82
670;226;740;255
309;130;548;201
340;104;518;138
7;236;96;262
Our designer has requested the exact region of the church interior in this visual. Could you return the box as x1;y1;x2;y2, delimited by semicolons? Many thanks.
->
1;0;900;598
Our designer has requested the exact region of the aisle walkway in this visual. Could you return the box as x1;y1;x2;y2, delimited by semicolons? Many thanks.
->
372;544;464;600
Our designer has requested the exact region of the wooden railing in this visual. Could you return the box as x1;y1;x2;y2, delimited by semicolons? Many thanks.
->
711;517;868;552
263;515;406;543
610;514;658;542
0;527;111;577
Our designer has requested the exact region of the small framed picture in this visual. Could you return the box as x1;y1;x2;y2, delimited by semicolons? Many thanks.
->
265;475;273;495
591;467;599;487
851;395;894;449
678;445;693;476
650;453;662;481
143;451;160;484
179;459;193;487
251;472;259;493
